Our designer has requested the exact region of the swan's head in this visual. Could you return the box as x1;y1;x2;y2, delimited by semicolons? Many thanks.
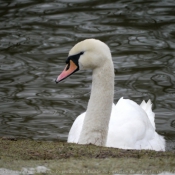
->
55;39;111;83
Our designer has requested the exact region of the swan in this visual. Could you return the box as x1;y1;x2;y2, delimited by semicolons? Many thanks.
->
55;39;165;151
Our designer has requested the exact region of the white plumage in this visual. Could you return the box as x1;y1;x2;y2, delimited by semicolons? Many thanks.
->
57;39;165;151
68;97;165;151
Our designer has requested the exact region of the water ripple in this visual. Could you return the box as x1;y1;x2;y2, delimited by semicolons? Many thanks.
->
0;0;175;150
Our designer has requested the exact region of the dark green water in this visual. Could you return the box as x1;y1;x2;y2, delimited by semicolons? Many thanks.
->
0;0;175;150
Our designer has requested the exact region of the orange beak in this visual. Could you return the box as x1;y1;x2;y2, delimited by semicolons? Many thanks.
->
55;60;78;83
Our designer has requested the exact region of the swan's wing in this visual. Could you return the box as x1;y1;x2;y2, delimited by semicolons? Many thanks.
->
67;112;85;143
140;99;165;150
107;97;165;151
108;97;152;148
140;99;155;129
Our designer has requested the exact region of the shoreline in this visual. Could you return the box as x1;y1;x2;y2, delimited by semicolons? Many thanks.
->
0;138;175;174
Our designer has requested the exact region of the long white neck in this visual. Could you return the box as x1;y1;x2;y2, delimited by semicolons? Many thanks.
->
78;58;114;146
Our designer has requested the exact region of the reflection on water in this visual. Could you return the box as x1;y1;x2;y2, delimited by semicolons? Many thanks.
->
0;0;175;150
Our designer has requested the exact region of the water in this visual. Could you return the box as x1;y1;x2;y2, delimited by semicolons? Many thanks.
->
0;0;175;150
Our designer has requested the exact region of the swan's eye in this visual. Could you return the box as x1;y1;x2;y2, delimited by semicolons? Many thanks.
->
66;62;70;71
65;51;84;65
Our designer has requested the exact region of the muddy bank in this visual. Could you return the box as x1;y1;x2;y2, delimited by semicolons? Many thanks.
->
0;138;175;174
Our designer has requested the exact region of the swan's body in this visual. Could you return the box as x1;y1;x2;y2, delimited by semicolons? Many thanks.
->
56;39;165;151
68;98;165;151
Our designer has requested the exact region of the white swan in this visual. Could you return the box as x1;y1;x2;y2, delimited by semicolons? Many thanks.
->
56;39;165;151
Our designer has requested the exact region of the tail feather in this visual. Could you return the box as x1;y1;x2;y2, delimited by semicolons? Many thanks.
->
140;99;155;129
